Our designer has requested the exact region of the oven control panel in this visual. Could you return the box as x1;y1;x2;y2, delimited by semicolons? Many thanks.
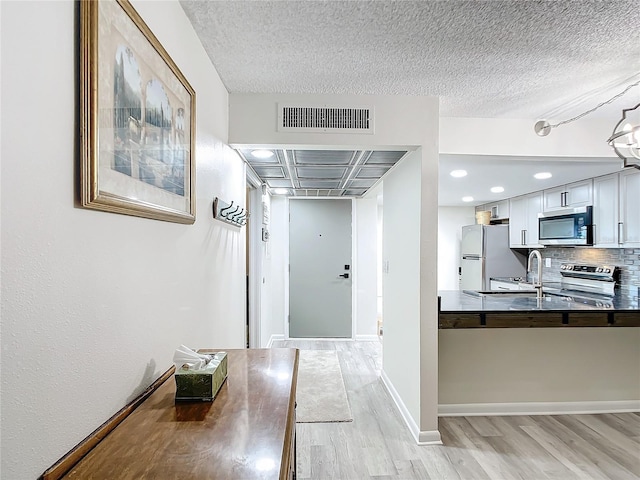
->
560;264;617;279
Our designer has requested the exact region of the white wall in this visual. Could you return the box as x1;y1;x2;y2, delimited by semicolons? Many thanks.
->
355;197;378;338
439;328;640;406
440;117;617;158
437;206;476;290
229;93;429;148
1;1;246;478
383;152;422;423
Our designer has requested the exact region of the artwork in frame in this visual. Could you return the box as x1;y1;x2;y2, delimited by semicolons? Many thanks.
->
80;0;196;224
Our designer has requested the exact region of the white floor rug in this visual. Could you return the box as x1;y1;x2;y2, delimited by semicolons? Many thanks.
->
296;350;353;423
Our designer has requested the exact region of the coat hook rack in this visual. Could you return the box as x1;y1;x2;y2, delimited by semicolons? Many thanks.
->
213;197;248;226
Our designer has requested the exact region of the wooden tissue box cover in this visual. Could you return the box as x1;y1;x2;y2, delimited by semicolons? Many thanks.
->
174;352;227;402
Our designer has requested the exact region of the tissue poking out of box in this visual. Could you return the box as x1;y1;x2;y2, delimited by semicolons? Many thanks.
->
175;352;227;402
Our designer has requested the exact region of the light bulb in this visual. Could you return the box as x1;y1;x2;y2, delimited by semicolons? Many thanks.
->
534;172;552;180
252;149;274;159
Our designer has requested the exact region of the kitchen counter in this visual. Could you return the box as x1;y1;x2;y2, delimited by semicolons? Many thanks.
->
438;290;639;328
439;290;638;312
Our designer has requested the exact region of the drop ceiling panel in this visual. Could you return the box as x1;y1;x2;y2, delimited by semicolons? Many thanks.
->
347;178;377;188
253;166;286;178
238;148;408;197
355;166;392;178
365;151;407;165
292;150;354;165
265;179;293;188
296;166;347;179
343;188;367;196
299;180;342;189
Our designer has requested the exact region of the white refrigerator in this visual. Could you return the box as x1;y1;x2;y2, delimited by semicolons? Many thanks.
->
460;224;526;291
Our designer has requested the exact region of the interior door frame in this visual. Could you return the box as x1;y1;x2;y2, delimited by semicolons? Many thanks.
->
286;197;357;340
246;173;264;348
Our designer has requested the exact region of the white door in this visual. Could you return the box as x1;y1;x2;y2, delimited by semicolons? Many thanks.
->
289;199;352;338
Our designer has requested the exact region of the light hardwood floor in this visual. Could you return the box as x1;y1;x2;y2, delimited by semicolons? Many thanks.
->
273;339;640;480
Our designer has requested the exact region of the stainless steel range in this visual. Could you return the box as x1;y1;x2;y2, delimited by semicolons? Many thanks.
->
549;263;620;307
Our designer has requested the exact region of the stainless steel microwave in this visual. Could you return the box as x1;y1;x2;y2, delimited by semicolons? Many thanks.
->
538;206;593;246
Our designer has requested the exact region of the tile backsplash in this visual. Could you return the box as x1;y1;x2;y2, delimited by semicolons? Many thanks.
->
533;247;640;299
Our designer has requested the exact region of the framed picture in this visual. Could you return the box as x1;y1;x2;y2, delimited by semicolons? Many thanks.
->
80;0;196;224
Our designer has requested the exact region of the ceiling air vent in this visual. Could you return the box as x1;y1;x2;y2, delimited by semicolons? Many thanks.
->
278;104;374;134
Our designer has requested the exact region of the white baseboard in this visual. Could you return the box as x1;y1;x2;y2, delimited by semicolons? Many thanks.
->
380;370;442;445
355;334;380;342
266;334;285;348
438;400;640;417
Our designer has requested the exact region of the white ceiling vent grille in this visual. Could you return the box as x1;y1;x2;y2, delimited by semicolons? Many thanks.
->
278;104;374;134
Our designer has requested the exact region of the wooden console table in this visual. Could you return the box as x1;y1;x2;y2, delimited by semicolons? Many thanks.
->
61;348;299;479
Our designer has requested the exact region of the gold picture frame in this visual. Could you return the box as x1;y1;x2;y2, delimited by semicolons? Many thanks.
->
80;0;196;224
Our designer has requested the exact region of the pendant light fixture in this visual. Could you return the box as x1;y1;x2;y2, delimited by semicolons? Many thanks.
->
534;79;640;169
607;103;640;169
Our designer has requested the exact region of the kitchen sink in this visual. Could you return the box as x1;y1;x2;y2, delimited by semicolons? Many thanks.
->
463;289;539;298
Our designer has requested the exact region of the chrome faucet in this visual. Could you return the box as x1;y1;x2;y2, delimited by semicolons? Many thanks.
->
527;250;543;298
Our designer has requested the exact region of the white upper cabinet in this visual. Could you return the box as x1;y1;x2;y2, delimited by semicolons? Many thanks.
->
509;192;543;248
593;173;619;248
592;169;640;248
475;200;509;220
619;168;640;247
543;179;593;211
487;200;509;220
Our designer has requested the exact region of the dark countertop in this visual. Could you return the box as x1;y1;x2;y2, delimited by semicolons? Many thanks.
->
439;290;639;313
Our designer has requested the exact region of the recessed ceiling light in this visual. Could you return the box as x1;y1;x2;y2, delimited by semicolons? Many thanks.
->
272;188;289;195
490;186;504;193
252;149;274;159
462;196;474;202
534;172;552;180
450;169;467;178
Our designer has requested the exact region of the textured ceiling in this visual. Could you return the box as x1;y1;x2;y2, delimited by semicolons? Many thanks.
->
179;0;640;202
181;0;640;119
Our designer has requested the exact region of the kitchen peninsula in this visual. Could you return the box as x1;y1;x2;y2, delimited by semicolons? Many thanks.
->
438;290;640;328
438;289;639;328
441;260;639;328
438;285;639;414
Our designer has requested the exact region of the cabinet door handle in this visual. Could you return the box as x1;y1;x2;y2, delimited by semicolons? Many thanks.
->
491;205;498;218
618;222;624;244
561;191;568;207
521;229;527;245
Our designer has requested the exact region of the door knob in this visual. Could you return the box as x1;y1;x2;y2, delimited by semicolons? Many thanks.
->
339;273;349;279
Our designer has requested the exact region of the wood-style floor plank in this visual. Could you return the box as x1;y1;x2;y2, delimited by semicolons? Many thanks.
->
274;339;639;480
490;416;579;480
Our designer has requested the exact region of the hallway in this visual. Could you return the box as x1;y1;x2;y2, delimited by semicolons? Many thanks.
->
274;339;640;479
